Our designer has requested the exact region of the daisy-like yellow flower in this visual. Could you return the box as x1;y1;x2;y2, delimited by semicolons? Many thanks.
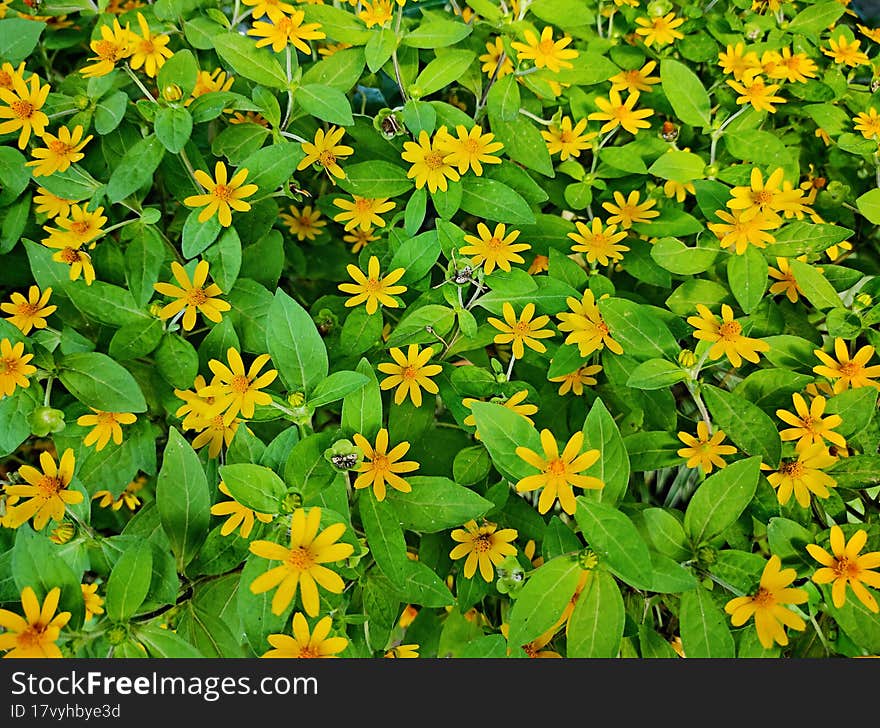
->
128;13;173;77
718;43;760;80
634;12;685;47
184;161;258;228
81;583;105;622
80;19;133;78
556;290;622;357
808;525;880;613
51;247;95;285
26;125;93;177
488;302;554;360
479;37;514;79
318;42;353;57
187;68;234;103
241;0;294;20
768;257;802;302
515;430;603;515
0;338;36;397
174;373;215;430
247;10;326;54
0;587;70;658
344;228;379;253
210;482;274;538
249;507;354;616
0;61;26;91
726;167;805;222
229;110;270;125
338;255;407;315
0;72;50;149
763;443;838;508
813;338;880;393
2;286;56;335
609;60;660;94
858;23;880;44
385;643;419;658
92;477;145;512
377;345;442;407
153;260;231;332
332;196;395;231
511;26;578;73
438;125;503;176
77;409;137;451
540;116;597;161
401;130;460;193
777;393;845;453
854;107;880;140
352;428;419;501
359;0;394;28
191;414;240;459
199;347;278;423
589;89;653;135
687;303;769;368
724;555;807;650
676;421;737;474
601;190;659;229
726;70;786;113
663;179;696;203
33;188;76;219
4;449;82;531
297;126;353;180
280;204;327;241
42;204;107;250
550;364;602;396
462;390;538;439
262;613;348;658
460;222;530;275
822;34;870;67
568;217;629;266
450;520;518;582
768;47;817;83
708;209;777;255
528;254;549;275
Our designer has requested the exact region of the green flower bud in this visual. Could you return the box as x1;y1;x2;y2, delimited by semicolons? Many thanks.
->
495;555;525;596
28;406;66;437
324;438;363;472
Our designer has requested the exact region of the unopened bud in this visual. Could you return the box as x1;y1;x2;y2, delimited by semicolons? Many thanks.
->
162;84;182;102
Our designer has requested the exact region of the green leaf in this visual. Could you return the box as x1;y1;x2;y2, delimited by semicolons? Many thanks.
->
238;141;305;195
626;358;688;390
341;357;383;440
94;91;128;135
154;106;193;154
213;32;288;89
156;428;211;570
764;222;853;257
360;494;409;589
487;73;520;123
57;352;147;413
181;207;221;258
683;456;761;546
661;58;711;128
402;18;472;49
488;113;554;177
134;624;204;658
394;561;455;607
648;150;706;182
301;4;372;44
307;370;368;408
579;397;630;506
597;297;680;361
68;280;149;327
787;259;842;310
157;48;198;98
856;188;880;224
365;27;397;73
468;401;543;483
507;555;582;647
827;586;880;653
298;84;354;126
0;18;45;64
788;1;845;35
108;318;164;361
105;541;153;622
415;50;475;97
386;304;455;347
679;586;736;658
459;177;535;225
727;244;767;314
107;134;166;203
337;161;413;197
566;570;625;658
824;387;878;438
177;604;246;657
702;384;781;467
640;508;690;561
266;289;328;396
218;463;284;514
386;476;492;533
828;455;880;489
402;99;437;135
125;225;165;306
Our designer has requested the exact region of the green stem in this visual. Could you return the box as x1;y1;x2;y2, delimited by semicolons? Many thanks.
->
124;65;156;103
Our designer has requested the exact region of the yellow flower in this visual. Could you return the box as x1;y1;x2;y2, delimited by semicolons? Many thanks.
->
33;188;76;219
726;71;786;113
718;43;760;80
568;217;629;266
724;555;807;650
438;125;503;176
813;338;880;393
153;260;231;331
601;190;659;229
280;204;327;241
687;303;770;368
343;228;379;253
332;196;395;231
515;429;603;515
129;12;173;77
77;409;137;451
26;125;92;177
81;583;105;622
589;89;654;135
211;482;274;538
768;47;817;83
338;255;407;315
0;587;70;658
727;167;806;222
42;204;107;250
488;302;554;360
768;257;802;302
676;421;737;474
385;643;419;658
262;613;348;658
762;443;838;508
92;477;145;512
4;449;83;531
858;23;880;44
808;525;880;613
358;0;394;28
352;427;419;501
550;364;602;396
634;12;685;47
199;347;278;423
241;0;294;20
318;42;353;57
184;161;259;228
297;126;353;180
229;109;270;125
708;209;777;255
249;507;354;616
511;26;578;73
663;179;695;203
0;61;26;91
191;414;242;459
462;390;538;438
187;68;234;103
449;519;518;582
377;344;442;407
80;19;133;78
528;254;549;275
247;10;326;53
1;285;56;334
540;116;597;161
401;129;460;193
0;338;36;397
822;34;870;67
609;60;660;94
556;289;622;357
461;222;530;275
479;37;513;79
0;72;50;148
776;393;846;453
51;247;95;285
854;107;880;140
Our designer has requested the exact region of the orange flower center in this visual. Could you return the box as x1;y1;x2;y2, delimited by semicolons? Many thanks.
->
297;645;319;658
718;321;742;339
546;458;567;476
95;39;122;61
11;99;34;120
213;184;233;202
48;139;72;155
229;375;251;394
318;150;337;167
15;302;40;318
558;129;574;143
0;356;17;374
779;460;804;478
754;190;774;205
37;474;64;498
833;557;860;579
462;138;481;155
424;151;446;170
538;38;556;55
401;365;419;380
137;38;155;54
17;623;48;649
0;71;12;88
472;532;492;553
363;278;382;293
837;361;860;377
70;220;92;236
523;644;540;658
596;320;610;336
487;236;503;249
513;322;532;336
96;411;119;426
286;546;316;570
59;248;81;264
372;454;389;471
208;415;225;431
186;288;208;306
276;17;294;35
752;587;775;607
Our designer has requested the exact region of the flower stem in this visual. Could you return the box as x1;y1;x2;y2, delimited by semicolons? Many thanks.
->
590;126;619;176
43;376;53;407
505;353;517;381
709;106;749;170
124;65;156;103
